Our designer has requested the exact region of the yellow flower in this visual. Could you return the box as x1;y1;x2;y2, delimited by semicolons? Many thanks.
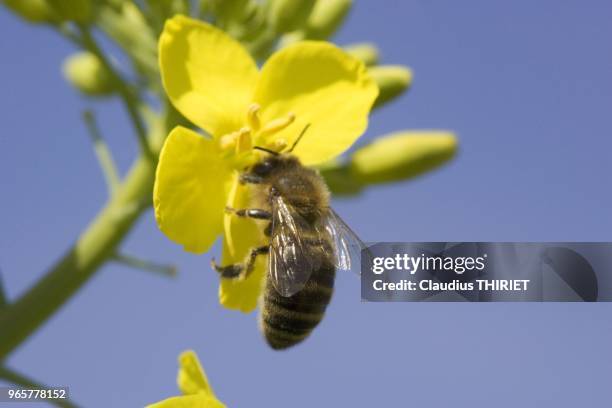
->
154;15;378;312
147;350;226;408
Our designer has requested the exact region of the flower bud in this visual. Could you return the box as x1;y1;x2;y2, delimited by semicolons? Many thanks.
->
350;131;457;185
344;43;379;66
201;0;254;24
304;0;352;40
146;0;189;21
268;0;316;33
2;0;58;24
105;0;125;9
47;0;92;23
369;65;412;108
63;52;114;97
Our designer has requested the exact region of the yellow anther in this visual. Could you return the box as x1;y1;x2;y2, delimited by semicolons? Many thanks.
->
219;131;238;151
221;109;298;161
247;103;261;132
260;112;296;138
236;127;253;154
271;138;288;151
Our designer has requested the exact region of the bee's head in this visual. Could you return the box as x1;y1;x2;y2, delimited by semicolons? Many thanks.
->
250;154;279;178
249;123;310;178
249;154;299;179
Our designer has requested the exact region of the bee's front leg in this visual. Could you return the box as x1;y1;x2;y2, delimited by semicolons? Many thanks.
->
239;173;264;185
225;207;272;220
211;246;269;280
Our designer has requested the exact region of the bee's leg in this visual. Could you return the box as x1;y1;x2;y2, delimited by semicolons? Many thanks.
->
225;207;272;220
239;173;264;185
210;261;243;279
243;246;269;276
211;246;269;280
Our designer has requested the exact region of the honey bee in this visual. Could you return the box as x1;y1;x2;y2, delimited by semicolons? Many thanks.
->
212;125;365;350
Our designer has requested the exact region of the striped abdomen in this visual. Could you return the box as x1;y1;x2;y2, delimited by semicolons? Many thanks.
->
259;260;335;350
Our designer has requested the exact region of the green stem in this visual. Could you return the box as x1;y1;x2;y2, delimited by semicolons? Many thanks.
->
83;110;120;196
57;24;82;47
78;26;154;160
0;366;79;408
0;158;152;360
0;111;173;361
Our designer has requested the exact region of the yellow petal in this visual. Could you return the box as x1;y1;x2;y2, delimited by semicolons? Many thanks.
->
154;126;231;253
148;350;225;407
159;15;258;137
254;41;378;165
219;176;267;313
147;394;225;408
177;350;215;396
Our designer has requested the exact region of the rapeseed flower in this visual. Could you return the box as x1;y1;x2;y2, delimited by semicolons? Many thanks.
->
154;15;377;312
147;350;225;408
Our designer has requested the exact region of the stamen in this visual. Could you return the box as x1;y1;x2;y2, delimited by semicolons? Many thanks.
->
271;138;288;151
219;131;238;151
259;112;296;138
236;127;253;154
247;103;261;132
221;107;298;163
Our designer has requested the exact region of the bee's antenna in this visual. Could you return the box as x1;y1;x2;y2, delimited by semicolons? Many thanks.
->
288;123;311;153
253;146;279;155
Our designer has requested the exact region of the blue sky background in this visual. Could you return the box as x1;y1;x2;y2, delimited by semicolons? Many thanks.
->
1;1;612;407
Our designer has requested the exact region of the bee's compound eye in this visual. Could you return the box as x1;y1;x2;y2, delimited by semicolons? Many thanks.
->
253;160;273;176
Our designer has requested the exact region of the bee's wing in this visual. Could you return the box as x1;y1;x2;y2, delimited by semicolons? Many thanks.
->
269;195;317;297
319;208;368;274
